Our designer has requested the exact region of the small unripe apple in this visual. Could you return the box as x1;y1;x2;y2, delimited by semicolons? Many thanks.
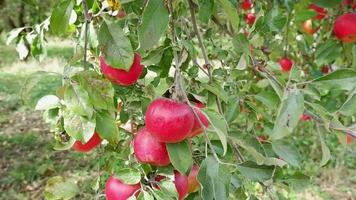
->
300;114;311;121
333;13;356;43
278;57;293;72
133;128;171;166
321;66;331;74
308;4;327;20
72;131;102;152
303;19;318;35
187;164;200;193
174;170;189;200
100;53;143;86
241;0;253;10
145;98;194;143
190;108;209;137
245;13;256;25
105;176;141;200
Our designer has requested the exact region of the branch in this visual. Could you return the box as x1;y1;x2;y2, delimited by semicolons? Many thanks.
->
82;0;92;70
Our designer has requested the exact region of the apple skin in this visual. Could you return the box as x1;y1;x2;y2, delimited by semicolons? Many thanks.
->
105;176;141;200
257;135;267;143
346;135;353;144
308;4;327;20
100;53;143;86
278;57;293;72
174;171;189;200
116;10;126;19
245;13;256;25
190;108;209;137
241;0;253;10
72;131;102;152
133;128;171;167
145;98;194;143
303;19;318;35
187;164;200;193
333;13;356;43
321;66;331;74
300;114;311;121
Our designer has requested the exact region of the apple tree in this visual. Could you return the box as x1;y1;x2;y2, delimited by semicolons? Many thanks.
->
7;0;356;199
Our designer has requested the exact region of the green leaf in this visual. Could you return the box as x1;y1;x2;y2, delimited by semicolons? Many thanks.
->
142;191;154;200
160;180;179;198
201;82;228;103
199;0;214;23
63;110;96;142
311;69;356;91
339;91;356;116
352;45;356;69
138;0;169;51
204;110;228;155
232;34;250;55
311;0;342;8
315;40;342;66
114;168;141;185
64;84;93;118
166;140;193;175
317;127;331;166
271;88;304;140
44;176;79;200
197;157;231;200
236;161;274;181
217;0;239;32
236;54;247;70
98;20;134;70
255;90;280;109
272;140;300;167
73;71;115;111
50;0;74;36
35;95;61;110
95;110;119;143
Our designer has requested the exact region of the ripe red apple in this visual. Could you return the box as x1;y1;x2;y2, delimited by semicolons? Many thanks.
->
100;53;143;86
116;10;126;19
346;134;353;144
187;164;200;193
341;0;356;8
145;98;194;143
303;19;318;35
333;13;356;43
241;0;253;10
174;170;189;200
278;57;293;72
105;176;141;200
245;13;256;25
133;128;171;166
190;108;209;137
321;66;331;74
72;131;102;152
300;114;311;121
308;4;327;20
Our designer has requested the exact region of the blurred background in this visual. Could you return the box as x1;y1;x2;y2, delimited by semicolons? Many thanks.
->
0;0;355;199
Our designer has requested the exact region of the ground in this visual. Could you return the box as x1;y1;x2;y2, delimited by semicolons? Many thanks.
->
0;37;355;200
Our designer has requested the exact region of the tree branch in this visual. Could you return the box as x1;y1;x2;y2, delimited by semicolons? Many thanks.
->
82;0;91;70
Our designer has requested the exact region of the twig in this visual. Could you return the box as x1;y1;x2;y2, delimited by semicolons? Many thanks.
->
82;0;91;70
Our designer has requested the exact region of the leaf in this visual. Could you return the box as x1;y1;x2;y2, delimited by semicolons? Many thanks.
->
99;20;134;70
204;110;228;155
236;161;274;181
315;40;342;66
272;140;300;167
311;0;342;8
339;91;356;116
254;90;280;109
271;89;304;140
166;140;193;175
16;37;29;60
236;54;247;70
50;0;74;35
201;82;228;103
35;95;61;110
317;128;331;166
63;110;96;142
217;0;239;31
6;27;26;45
138;0;169;51
44;176;79;200
199;0;214;23
95;110;119;143
114;168;141;185
160;180;179;198
311;69;356;91
232;34;250;55
64;84;93;117
142;191;154;200
197;157;231;200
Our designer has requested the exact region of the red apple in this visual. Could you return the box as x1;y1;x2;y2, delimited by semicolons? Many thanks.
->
245;13;256;25
133;128;171;166
333;13;356;43
100;53;143;86
346;134;354;144
241;0;253;10
300;114;311;121
116;10;126;19
308;4;327;20
72;131;102;152
192;100;205;109
341;0;356;8
145;98;194;143
257;135;267;143
105;176;141;200
278;57;293;72
303;19;318;35
321;66;331;74
187;164;200;193
174;171;189;200
190;108;209;137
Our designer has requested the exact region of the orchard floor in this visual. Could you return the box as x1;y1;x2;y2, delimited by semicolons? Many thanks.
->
0;38;355;200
